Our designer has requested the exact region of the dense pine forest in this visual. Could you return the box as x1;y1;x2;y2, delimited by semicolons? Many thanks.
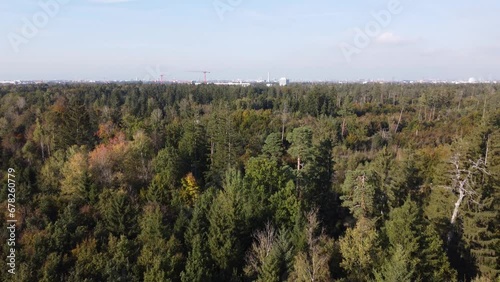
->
0;82;499;282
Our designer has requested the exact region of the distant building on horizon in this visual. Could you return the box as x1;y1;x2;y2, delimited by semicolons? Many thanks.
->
279;77;289;86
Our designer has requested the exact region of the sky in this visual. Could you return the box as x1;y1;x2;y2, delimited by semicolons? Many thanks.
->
1;0;499;81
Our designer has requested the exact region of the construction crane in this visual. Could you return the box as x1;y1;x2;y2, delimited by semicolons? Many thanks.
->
189;70;211;84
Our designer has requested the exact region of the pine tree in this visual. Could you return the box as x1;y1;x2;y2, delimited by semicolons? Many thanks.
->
40;252;62;282
69;238;105;281
421;224;457;281
206;104;241;186
384;198;457;281
207;169;245;279
262;132;284;161
102;190;138;238
370;147;418;211
339;217;379;281
462;129;500;279
184;188;216;247
243;156;287;225
384;198;422;274
137;203;168;281
143;259;166;282
182;189;217;281
269;179;300;229
305;139;337;230
143;145;182;205
178;120;207;181
373;244;413;282
104;235;139;282
287;127;314;199
181;234;213;282
340;166;379;220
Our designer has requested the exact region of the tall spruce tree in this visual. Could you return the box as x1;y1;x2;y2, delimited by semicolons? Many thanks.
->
207;169;245;279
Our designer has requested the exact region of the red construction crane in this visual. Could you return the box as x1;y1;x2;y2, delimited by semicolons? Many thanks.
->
189;70;211;84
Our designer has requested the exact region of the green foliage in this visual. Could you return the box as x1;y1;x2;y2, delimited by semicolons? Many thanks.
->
0;83;498;281
262;132;284;160
101;190;138;238
69;238;105;281
181;234;213;282
243;156;290;224
207;169;245;278
373;244;414;282
384;198;457;281
461;129;500;280
339;217;379;281
104;235;139;282
384;198;421;268
340;166;379;220
136;203;177;281
206;104;241;186
244;224;294;282
288;211;334;282
421;224;457;281
178;120;207;181
287;127;314;166
269;179;300;229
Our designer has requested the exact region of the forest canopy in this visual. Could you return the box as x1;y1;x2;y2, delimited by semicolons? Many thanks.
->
0;82;498;281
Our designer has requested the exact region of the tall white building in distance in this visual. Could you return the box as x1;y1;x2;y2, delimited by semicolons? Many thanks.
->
279;77;289;86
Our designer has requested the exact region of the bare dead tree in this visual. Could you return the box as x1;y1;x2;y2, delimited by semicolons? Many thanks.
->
289;210;334;282
341;118;347;138
245;222;277;278
281;103;289;143
446;154;489;226
394;107;404;134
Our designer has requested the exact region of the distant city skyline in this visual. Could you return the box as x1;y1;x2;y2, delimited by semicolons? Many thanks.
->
1;0;499;81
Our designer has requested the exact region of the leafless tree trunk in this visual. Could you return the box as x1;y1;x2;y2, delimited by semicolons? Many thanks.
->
447;155;488;225
341;118;346;138
289;210;334;282
40;140;45;160
210;141;214;164
485;135;490;166
394;108;404;133
444;155;488;244
245;222;277;277
482;96;488;122
296;156;302;198
450;189;465;225
456;90;464;111
281;103;288;142
48;134;52;158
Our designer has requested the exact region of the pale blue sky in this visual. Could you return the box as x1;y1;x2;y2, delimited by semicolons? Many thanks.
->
1;0;499;81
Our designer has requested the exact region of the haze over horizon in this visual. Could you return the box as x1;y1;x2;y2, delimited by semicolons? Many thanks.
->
1;0;499;81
